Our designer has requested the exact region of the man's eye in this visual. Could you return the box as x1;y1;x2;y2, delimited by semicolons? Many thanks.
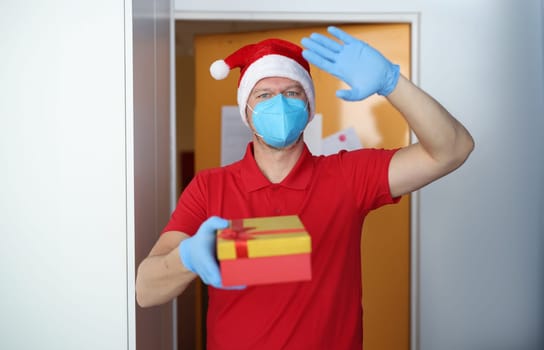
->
284;90;300;97
257;93;272;99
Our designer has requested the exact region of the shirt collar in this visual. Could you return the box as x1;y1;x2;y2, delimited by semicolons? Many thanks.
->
240;142;314;192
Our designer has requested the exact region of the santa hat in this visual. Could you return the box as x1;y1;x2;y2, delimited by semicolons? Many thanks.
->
209;38;315;126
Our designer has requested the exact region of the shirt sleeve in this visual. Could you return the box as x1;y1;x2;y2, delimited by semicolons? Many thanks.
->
337;148;401;213
161;171;208;236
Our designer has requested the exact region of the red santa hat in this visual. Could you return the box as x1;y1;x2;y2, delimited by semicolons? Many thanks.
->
209;38;315;127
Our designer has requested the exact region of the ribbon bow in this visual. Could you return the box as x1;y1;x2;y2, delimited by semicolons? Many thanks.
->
218;219;256;258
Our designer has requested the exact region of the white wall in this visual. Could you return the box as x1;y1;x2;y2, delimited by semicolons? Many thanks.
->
416;2;544;349
175;1;544;349
0;0;172;349
0;1;128;349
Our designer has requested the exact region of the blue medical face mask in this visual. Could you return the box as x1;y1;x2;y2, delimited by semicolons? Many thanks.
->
248;94;309;149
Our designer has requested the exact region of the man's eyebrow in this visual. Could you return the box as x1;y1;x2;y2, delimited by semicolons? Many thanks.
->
283;84;304;90
251;87;273;93
252;84;303;93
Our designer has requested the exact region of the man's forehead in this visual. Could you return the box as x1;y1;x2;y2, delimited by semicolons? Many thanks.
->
252;77;303;90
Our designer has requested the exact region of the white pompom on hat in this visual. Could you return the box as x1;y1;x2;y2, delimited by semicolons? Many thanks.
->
209;38;315;127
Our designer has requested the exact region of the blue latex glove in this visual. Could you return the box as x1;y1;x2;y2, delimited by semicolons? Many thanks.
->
179;216;245;290
301;26;400;101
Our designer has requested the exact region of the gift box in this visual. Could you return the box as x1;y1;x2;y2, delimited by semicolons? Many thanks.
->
216;215;312;287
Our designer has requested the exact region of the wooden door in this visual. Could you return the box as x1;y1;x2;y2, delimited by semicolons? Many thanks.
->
194;23;411;350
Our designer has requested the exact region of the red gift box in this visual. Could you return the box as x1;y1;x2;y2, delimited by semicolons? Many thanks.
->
216;215;312;286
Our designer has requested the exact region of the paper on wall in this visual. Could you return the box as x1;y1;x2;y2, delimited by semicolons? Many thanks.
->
221;106;252;166
321;127;363;156
303;113;322;155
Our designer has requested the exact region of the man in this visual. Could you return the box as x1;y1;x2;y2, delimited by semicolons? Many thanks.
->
136;26;474;349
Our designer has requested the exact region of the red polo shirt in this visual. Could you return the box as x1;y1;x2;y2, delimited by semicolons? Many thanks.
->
163;142;400;350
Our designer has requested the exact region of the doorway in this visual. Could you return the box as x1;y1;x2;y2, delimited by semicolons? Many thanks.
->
175;20;412;350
